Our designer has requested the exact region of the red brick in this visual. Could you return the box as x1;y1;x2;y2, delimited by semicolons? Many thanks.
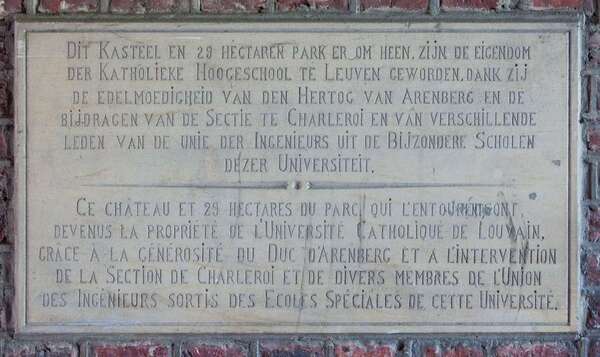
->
0;22;10;68
43;343;77;357
0;254;9;293
0;124;11;160
261;342;325;357
202;0;266;12
590;340;600;356
146;0;183;12
595;79;600;113
362;0;426;10
38;0;98;13
184;343;247;357
38;0;61;11
590;33;600;66
0;70;10;117
0;0;23;15
441;0;496;9
444;345;484;357
586;252;600;285
0;294;7;331
424;346;438;357
0;168;10;243
590;209;600;230
4;345;35;357
93;343;169;357
591;33;600;50
495;342;575;357
0;24;11;118
532;0;581;8
5;343;76;357
424;344;484;357
277;0;346;10
334;341;395;357
590;295;600;328
110;0;144;13
589;127;600;152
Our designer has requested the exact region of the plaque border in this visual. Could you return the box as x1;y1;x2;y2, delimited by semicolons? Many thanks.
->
13;17;583;334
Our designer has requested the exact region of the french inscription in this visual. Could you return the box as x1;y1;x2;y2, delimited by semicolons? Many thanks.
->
15;21;580;333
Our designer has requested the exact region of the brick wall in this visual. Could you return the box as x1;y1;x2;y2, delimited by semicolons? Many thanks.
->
0;0;596;355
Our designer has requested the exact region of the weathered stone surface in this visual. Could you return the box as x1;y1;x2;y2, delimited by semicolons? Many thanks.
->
13;21;580;334
0;0;589;351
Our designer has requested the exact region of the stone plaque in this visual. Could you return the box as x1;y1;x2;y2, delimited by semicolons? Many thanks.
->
14;20;581;334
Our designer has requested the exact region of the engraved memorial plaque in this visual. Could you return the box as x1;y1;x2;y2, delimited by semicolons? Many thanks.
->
14;20;582;333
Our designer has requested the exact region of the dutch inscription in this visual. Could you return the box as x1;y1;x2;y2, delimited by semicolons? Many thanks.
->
15;21;580;333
